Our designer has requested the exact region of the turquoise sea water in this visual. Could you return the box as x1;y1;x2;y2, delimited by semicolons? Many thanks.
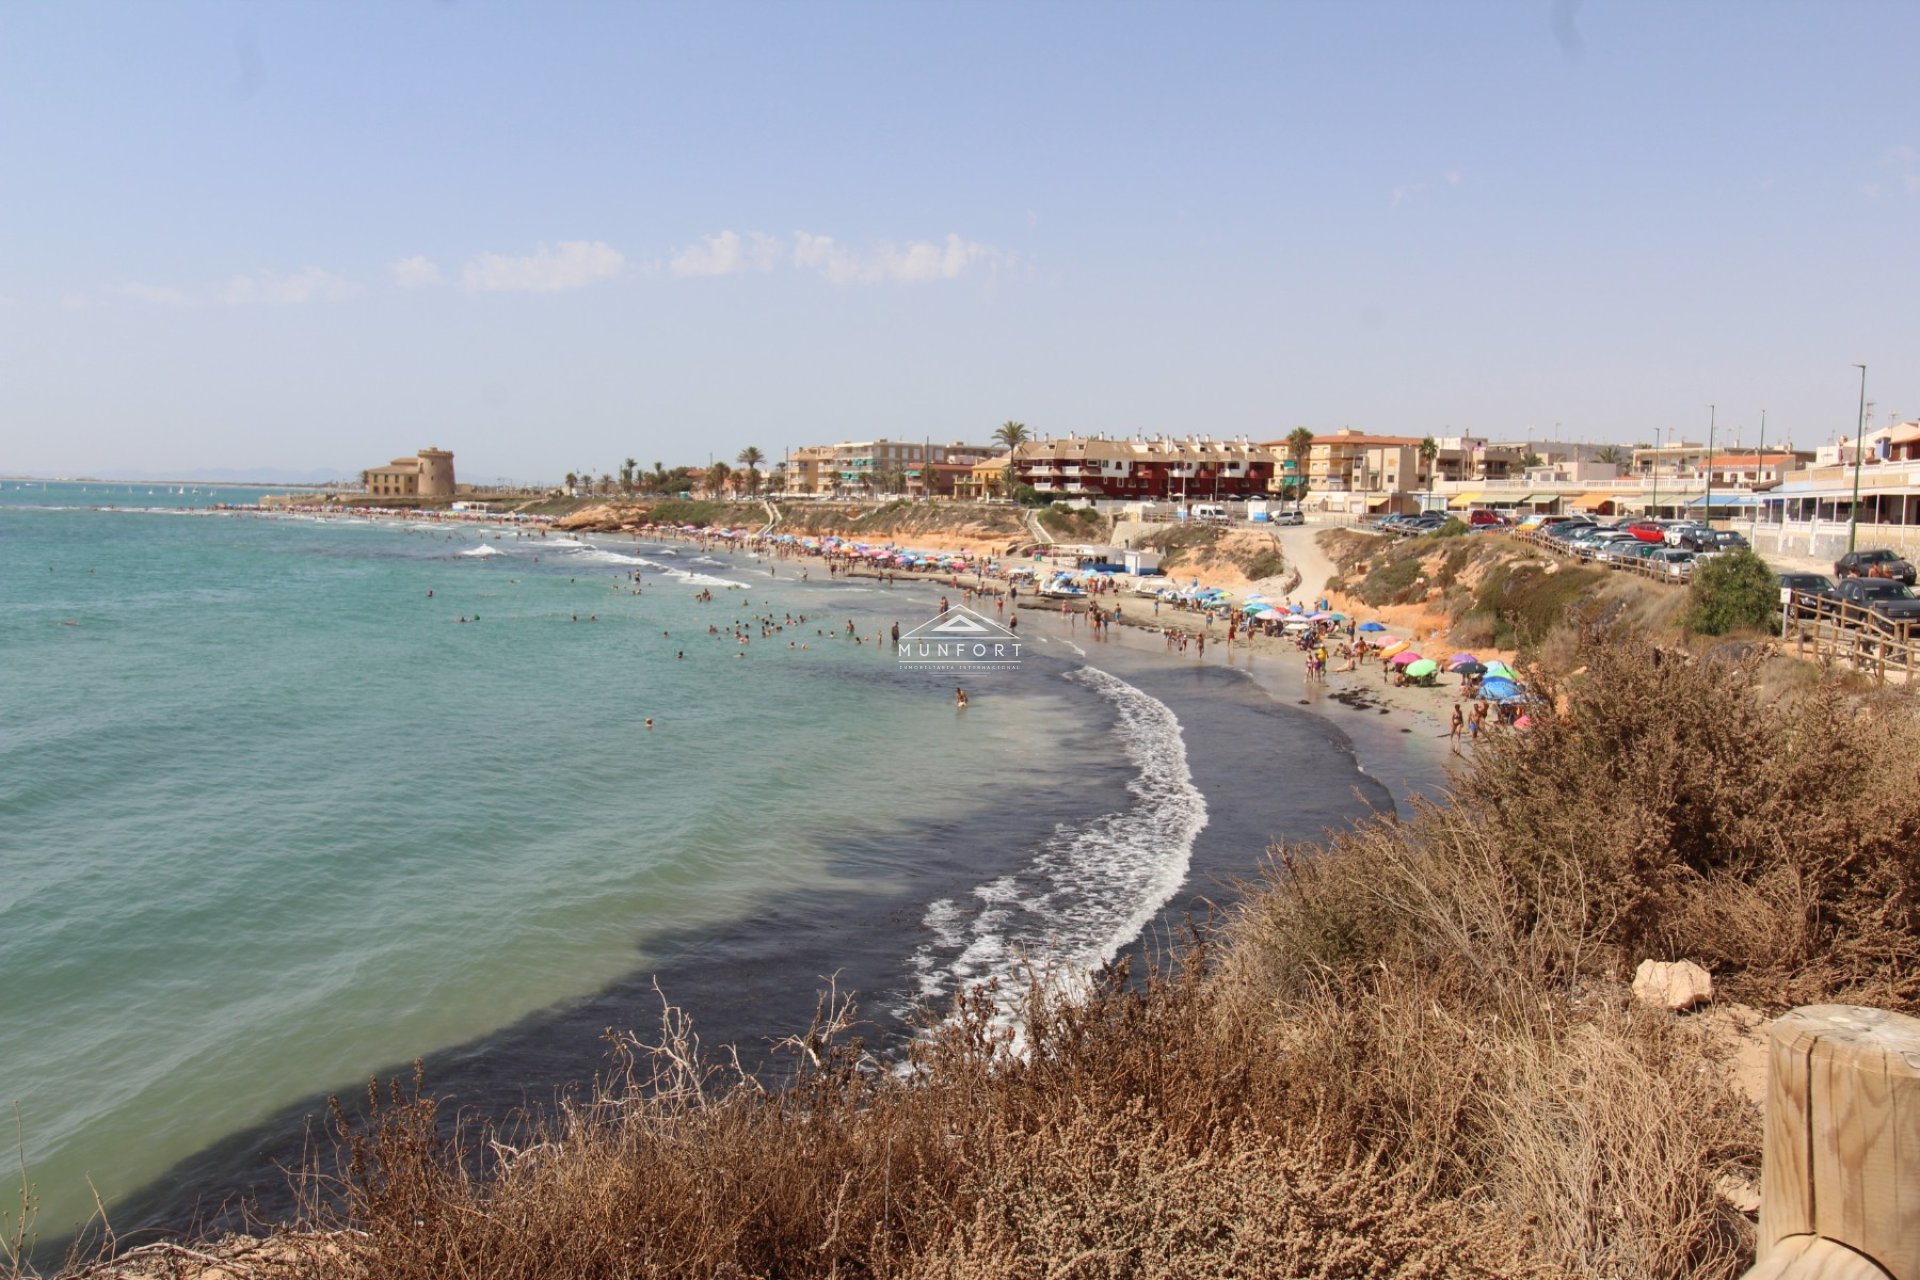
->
0;483;1429;1252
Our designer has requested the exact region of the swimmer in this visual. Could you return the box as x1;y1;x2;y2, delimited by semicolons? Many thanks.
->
645;718;655;730
955;687;968;710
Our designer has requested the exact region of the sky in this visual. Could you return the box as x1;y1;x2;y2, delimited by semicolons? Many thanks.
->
2;1;1917;483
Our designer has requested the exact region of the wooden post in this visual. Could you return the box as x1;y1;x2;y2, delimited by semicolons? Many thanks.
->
1744;1005;1920;1279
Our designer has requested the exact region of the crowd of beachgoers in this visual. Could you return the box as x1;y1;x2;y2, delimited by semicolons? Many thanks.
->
214;503;1534;745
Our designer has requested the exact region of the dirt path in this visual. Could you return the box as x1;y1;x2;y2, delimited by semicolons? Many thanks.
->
1273;523;1345;599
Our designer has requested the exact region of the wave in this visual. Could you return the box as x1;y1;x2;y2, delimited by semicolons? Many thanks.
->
458;545;505;558
903;665;1208;1040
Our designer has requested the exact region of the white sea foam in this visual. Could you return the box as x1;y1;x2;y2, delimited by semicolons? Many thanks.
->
458;545;505;558
902;665;1208;1043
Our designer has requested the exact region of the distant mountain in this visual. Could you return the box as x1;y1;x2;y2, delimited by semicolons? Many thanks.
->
85;466;357;486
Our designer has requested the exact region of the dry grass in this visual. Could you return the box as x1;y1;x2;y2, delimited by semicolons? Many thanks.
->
21;626;1920;1280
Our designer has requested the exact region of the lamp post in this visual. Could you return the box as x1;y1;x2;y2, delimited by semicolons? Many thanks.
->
1848;364;1868;554
1752;410;1766;542
1651;427;1662;517
1703;404;1715;527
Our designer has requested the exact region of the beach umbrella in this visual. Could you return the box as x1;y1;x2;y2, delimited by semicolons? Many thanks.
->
1479;677;1522;701
1449;653;1478;666
1358;620;1386;632
1452;660;1487;675
1405;658;1439;679
1380;639;1410;658
1390;650;1423;667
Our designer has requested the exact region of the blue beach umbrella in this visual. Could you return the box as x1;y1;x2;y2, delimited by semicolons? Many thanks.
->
1358;620;1386;632
1478;677;1522;701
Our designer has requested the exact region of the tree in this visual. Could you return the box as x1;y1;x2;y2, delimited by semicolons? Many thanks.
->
1686;548;1778;635
1419;436;1440;513
1284;428;1314;502
736;446;765;496
1594;444;1625;466
652;461;666;491
705;461;732;497
563;471;579;494
994;420;1030;451
620;457;637;492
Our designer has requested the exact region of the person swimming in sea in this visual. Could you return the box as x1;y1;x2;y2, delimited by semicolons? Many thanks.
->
955;687;968;709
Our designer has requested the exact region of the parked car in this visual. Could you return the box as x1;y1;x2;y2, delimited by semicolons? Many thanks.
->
1833;548;1917;585
1467;509;1510;527
1678;528;1751;554
1647;548;1697;578
1831;578;1920;639
1777;571;1837;618
1663;521;1709;547
1272;508;1305;526
1623;520;1669;544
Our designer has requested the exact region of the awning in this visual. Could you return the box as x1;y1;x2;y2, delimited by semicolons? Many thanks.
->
1367;494;1394;508
1571;492;1617;511
1447;491;1481;509
1687;492;1762;507
1527;493;1563;505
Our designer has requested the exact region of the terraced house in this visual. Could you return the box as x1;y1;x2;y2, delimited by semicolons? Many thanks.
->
1011;435;1277;501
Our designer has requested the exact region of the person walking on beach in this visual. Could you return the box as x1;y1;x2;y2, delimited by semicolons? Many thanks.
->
1449;703;1465;753
1469;699;1488;744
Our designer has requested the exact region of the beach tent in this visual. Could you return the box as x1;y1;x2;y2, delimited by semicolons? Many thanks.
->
1479;677;1522;701
1482;661;1516;679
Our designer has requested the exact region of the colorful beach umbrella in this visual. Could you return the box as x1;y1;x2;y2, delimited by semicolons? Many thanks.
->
1453;661;1487;676
1358;620;1386;632
1449;653;1479;666
1380;639;1410;658
1390;650;1423;667
1405;658;1439;679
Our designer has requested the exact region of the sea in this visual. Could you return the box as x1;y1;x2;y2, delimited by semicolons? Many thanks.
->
0;481;1447;1259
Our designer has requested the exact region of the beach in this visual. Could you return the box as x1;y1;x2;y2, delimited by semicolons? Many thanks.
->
3;486;1469;1257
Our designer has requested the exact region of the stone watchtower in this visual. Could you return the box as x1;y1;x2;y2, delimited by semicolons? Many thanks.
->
416;447;455;498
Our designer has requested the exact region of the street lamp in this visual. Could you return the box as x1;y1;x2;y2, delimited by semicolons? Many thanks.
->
1848;363;1868;553
1703;404;1715;525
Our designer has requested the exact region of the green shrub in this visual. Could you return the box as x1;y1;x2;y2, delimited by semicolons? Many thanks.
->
1685;549;1777;635
1012;484;1048;507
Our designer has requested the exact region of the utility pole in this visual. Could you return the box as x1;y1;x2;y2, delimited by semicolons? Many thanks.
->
1752;410;1766;542
1704;404;1716;526
1849;364;1868;554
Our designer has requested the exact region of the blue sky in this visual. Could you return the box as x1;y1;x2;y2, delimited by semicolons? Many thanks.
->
3;1;1917;482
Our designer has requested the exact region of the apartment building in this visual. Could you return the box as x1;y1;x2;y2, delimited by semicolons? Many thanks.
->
1011;435;1276;501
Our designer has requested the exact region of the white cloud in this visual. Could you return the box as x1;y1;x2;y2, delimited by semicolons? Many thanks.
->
669;230;782;277
119;282;197;306
462;240;625;293
219;267;363;305
790;230;997;284
390;255;443;288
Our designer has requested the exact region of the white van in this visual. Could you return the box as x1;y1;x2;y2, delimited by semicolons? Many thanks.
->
1191;503;1230;523
1272;507;1305;526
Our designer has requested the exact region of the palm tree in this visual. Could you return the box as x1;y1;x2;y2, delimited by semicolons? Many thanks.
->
1285;428;1314;502
736;446;765;496
619;458;636;492
704;461;732;497
1419;437;1440;513
651;461;666;491
993;420;1029;451
1594;444;1625;467
563;471;579;494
